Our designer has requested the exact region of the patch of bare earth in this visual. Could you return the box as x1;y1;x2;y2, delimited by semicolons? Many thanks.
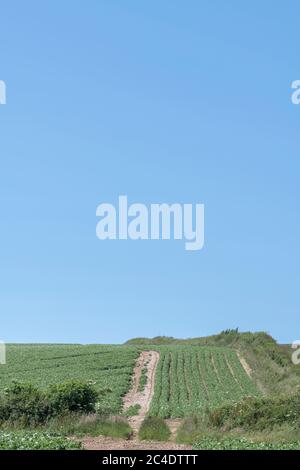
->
236;351;252;377
123;350;159;434
80;436;191;450
165;419;183;440
236;350;266;394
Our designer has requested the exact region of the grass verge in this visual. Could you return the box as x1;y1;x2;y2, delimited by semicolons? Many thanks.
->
48;414;133;439
139;417;171;442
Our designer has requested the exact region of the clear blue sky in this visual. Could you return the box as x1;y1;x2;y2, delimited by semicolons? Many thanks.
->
0;1;299;344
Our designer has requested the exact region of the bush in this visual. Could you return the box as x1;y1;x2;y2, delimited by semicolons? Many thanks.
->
0;382;49;426
139;417;171;441
0;381;99;426
48;381;98;415
208;393;300;431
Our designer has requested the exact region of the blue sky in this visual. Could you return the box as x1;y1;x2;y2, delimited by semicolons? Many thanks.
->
0;1;299;343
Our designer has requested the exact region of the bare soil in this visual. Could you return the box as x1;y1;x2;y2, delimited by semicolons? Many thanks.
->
236;350;266;394
165;419;184;440
123;350;160;434
237;351;253;377
80;435;191;450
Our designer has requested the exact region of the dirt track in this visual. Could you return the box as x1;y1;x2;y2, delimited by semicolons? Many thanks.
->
80;350;190;450
123;350;160;433
80;349;262;450
80;435;191;450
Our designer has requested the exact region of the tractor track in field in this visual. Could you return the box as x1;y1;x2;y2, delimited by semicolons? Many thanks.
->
123;350;160;434
236;351;252;377
236;350;266;395
79;350;191;450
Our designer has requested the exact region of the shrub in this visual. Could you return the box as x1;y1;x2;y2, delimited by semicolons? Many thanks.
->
0;381;99;426
208;393;300;431
48;381;99;415
139;417;171;441
0;382;49;426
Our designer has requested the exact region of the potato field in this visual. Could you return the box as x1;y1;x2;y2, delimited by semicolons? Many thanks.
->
0;344;138;414
148;346;260;418
0;344;259;420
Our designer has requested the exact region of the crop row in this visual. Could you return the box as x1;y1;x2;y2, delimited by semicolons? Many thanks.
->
149;346;260;418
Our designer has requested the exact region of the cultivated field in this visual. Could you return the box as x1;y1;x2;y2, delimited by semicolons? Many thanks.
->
0;344;259;419
148;346;259;418
0;344;138;414
0;334;298;450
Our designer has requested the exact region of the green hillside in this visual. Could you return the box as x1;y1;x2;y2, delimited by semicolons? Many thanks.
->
126;330;297;396
148;346;259;418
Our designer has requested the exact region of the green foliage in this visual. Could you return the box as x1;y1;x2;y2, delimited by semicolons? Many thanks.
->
126;337;176;345
208;393;300;431
139;417;171;442
0;382;49;426
128;330;296;397
0;431;81;450
84;417;132;439
125;331;275;347
124;404;141;417
127;330;296;396
0;344;138;414
56;414;133;439
138;368;148;392
148;346;259;418
193;436;300;450
48;381;98;415
176;415;205;444
0;381;99;426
